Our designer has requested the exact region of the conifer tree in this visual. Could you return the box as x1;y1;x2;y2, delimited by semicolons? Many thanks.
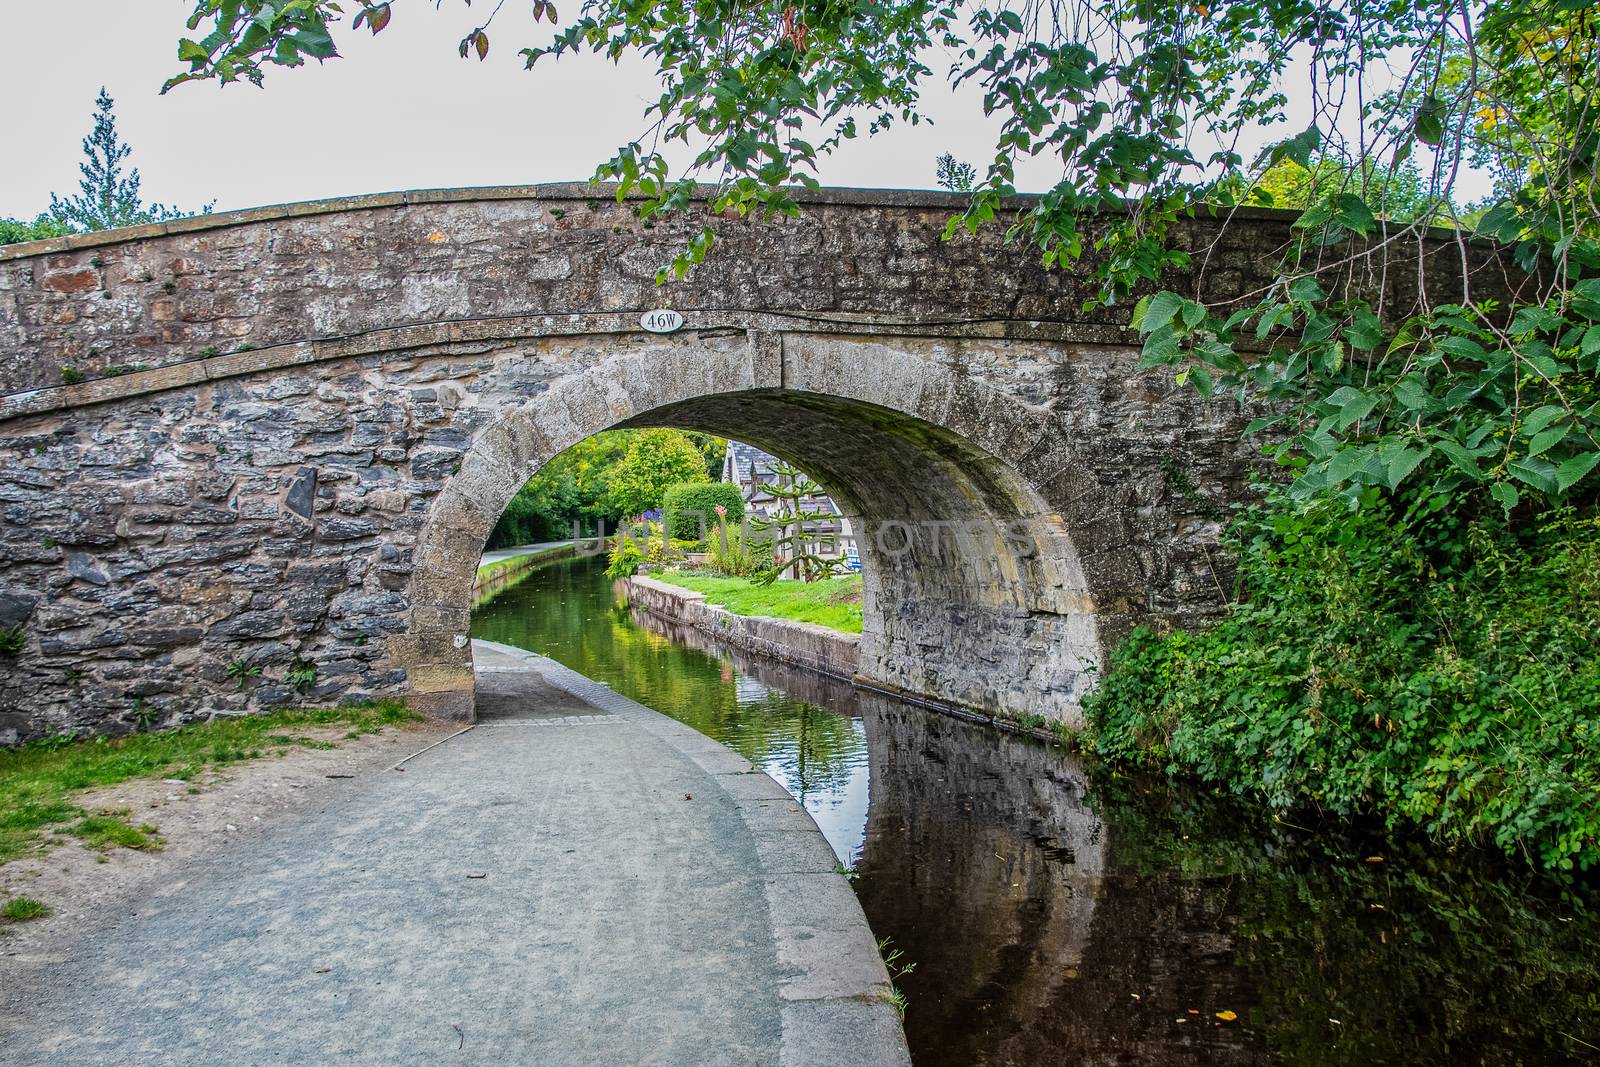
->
49;88;212;232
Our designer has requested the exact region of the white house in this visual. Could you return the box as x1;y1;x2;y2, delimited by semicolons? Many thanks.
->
720;442;858;569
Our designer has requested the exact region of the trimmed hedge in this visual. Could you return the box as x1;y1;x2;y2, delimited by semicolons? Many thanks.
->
663;482;744;542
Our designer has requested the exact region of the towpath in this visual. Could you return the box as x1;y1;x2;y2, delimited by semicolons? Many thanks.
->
0;640;907;1066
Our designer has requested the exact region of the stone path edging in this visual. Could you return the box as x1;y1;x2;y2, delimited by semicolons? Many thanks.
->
471;639;912;1066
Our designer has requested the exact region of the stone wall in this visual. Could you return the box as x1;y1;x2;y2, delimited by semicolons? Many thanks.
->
0;186;1515;743
623;575;860;681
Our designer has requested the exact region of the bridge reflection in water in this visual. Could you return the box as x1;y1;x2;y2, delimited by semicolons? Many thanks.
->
472;555;1600;1066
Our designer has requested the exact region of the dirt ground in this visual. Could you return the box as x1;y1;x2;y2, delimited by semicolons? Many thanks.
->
0;718;458;962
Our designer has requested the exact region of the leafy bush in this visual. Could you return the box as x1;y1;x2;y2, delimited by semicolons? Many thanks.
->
1085;488;1600;872
705;519;771;578
662;482;743;542
1138;277;1600;513
605;538;643;579
485;430;726;550
0;215;68;246
606;429;709;519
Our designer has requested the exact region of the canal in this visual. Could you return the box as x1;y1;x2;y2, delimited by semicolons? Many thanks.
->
472;555;1600;1065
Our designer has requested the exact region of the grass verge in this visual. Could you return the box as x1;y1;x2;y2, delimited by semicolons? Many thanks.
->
647;571;864;633
0;701;417;865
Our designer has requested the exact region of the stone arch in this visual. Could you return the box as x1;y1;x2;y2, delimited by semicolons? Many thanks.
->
400;330;1109;725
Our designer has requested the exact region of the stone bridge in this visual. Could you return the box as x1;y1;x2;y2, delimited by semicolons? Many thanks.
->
0;185;1489;742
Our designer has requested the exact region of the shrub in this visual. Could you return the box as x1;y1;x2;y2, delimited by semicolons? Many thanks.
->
663;482;744;542
705;520;772;578
1084;488;1600;872
606;538;644;579
0;215;68;246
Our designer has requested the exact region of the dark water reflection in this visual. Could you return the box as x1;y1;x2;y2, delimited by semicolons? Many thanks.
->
473;557;1600;1065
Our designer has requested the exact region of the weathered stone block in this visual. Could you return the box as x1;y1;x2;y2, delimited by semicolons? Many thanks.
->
316;517;379;542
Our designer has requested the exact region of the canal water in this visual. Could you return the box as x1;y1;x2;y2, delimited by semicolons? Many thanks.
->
472;555;1600;1065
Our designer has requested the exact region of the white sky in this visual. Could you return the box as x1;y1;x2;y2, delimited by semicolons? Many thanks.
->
0;2;1486;219
1;1;1059;218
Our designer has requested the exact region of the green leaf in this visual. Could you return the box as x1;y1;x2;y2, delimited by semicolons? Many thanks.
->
1138;291;1183;335
1508;457;1558;493
1333;193;1376;237
1415;96;1447;147
1129;294;1151;332
1489;480;1520;513
1510;306;1561;335
1139;326;1183;367
1327;446;1373;485
1335;392;1378;430
1394;377;1435;412
1521;404;1567;437
1520;345;1564;379
1572;278;1600;320
1343;308;1383;351
1555;451;1600;492
1292;199;1334;232
1527;426;1568;457
1288;276;1325;307
1438;336;1488;361
1435;440;1483;479
1255;304;1293;340
1385;446;1429;489
1257;125;1320;170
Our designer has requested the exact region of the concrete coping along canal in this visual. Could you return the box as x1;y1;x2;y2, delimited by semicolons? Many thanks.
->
472;638;912;1065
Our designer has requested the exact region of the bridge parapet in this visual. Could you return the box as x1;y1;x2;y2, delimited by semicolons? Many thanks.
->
4;184;1502;401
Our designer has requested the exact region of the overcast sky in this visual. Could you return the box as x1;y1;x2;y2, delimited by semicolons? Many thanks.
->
1;2;1062;219
2;3;1483;220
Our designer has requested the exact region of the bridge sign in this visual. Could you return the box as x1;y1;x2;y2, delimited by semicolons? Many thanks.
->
639;309;685;334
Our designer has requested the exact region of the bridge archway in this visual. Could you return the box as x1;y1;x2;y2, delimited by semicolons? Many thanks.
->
405;332;1105;723
0;185;1353;743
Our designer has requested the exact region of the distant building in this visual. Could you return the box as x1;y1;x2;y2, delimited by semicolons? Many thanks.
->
721;442;857;569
